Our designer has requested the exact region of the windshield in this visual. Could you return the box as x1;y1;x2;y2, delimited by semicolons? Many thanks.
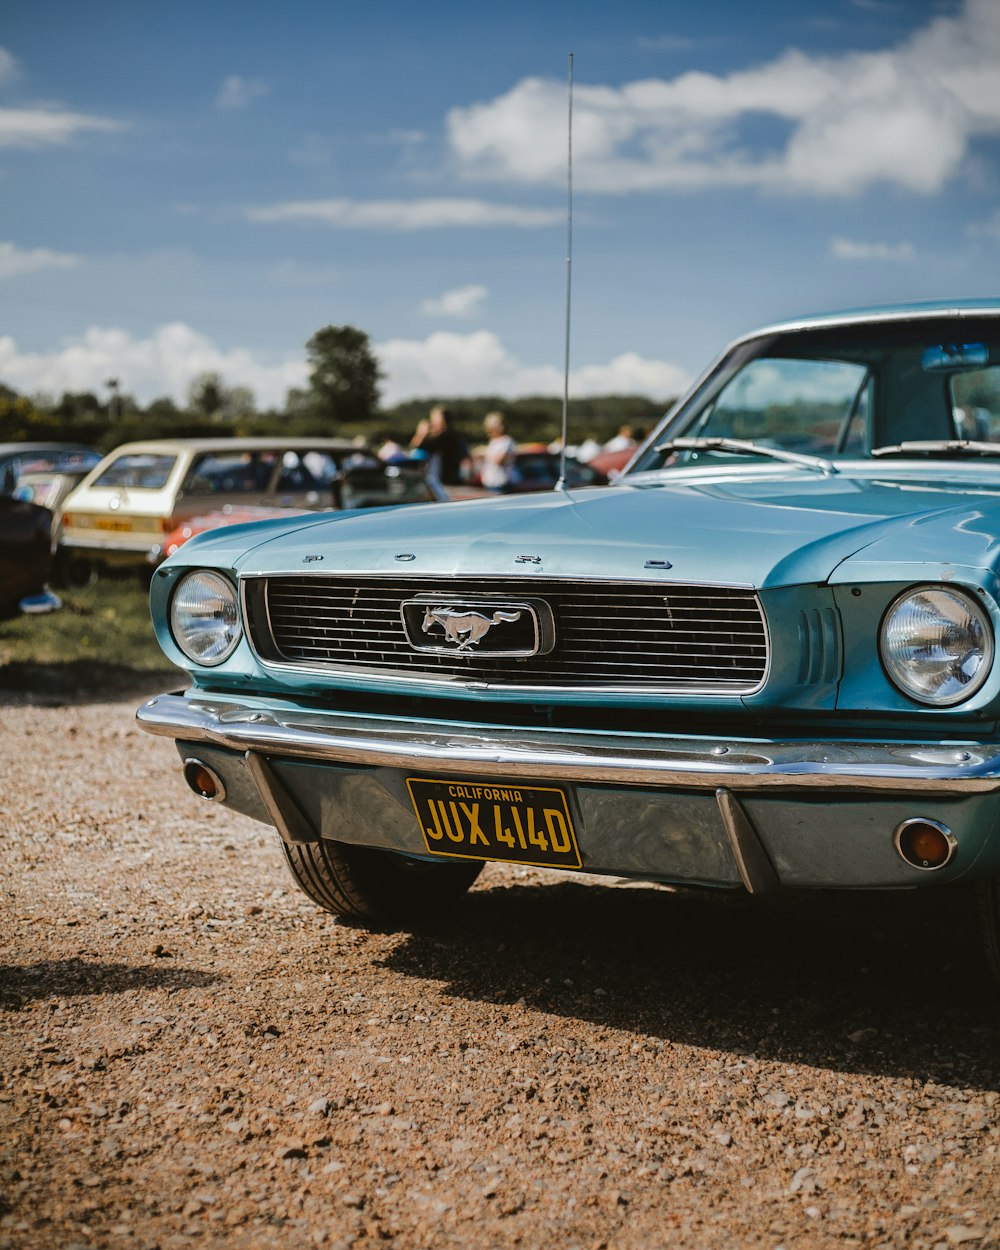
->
630;318;1000;474
682;357;870;455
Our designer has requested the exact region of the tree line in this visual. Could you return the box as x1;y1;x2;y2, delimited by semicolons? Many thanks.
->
0;324;673;453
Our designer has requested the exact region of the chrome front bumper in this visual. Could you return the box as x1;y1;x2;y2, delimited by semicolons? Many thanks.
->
137;691;1000;892
137;691;1000;795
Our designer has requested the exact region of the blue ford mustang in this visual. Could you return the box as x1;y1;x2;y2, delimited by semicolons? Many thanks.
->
138;301;1000;983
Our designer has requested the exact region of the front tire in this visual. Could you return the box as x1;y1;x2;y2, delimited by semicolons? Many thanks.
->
280;838;483;924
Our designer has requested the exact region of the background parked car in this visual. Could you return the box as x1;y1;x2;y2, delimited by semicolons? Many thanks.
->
586;445;638;480
0;494;59;616
160;506;312;560
0;443;100;497
58;437;379;582
0;443;91;614
13;463;108;587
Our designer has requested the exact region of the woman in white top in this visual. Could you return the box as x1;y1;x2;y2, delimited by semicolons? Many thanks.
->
480;412;519;492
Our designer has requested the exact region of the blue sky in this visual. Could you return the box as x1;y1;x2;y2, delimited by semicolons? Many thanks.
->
1;0;998;411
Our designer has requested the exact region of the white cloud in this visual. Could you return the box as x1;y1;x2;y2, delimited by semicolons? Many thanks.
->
0;47;19;86
830;236;915;260
0;324;307;409
968;210;1000;240
244;198;564;229
0;105;125;149
375;330;690;406
0;241;81;279
420;284;488;319
0;323;689;409
217;75;270;109
447;0;1000;197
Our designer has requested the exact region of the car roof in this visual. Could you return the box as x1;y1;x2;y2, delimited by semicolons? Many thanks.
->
0;441;96;460
736;299;1000;346
97;437;363;456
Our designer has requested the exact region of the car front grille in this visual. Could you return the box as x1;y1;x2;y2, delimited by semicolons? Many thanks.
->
244;575;768;693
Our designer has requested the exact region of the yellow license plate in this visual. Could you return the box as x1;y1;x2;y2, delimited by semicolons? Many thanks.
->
94;517;133;532
406;777;581;869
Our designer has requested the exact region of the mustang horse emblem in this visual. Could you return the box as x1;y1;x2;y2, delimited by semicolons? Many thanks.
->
421;605;522;651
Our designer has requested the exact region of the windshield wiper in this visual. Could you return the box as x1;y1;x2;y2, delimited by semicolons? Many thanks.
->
652;436;838;475
871;440;1000;458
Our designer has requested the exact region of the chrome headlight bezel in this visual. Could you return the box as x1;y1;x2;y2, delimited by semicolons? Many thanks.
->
169;569;243;667
879;584;994;707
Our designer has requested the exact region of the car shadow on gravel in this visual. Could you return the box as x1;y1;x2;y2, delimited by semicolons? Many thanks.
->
0;958;220;1008
377;879;1000;1090
0;662;180;707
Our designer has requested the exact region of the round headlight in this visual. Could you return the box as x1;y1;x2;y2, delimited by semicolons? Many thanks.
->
170;570;242;666
880;585;993;706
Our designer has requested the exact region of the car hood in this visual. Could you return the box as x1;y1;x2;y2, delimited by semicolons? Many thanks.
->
225;466;1000;589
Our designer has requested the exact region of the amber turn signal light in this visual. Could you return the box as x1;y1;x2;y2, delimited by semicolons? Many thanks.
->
893;818;956;871
183;758;226;802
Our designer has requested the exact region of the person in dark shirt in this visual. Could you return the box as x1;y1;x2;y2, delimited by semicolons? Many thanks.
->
410;405;468;485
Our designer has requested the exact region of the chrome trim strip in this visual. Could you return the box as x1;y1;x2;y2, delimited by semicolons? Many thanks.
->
716;788;780;894
238;569;760;588
137;692;1000;795
233;657;765;699
728;305;1000;351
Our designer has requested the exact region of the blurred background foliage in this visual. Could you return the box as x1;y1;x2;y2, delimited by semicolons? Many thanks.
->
0;576;177;699
0;323;672;454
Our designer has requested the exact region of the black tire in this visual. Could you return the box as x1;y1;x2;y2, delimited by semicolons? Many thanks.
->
280;838;483;924
977;876;1000;989
51;551;97;590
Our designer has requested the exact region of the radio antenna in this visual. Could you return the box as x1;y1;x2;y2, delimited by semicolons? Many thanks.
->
555;52;574;492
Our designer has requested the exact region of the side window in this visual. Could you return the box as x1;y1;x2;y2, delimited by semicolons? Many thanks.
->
186;452;276;494
275;451;321;492
951;368;1000;441
689;358;870;456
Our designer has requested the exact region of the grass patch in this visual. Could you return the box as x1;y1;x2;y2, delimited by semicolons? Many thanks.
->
0;575;181;699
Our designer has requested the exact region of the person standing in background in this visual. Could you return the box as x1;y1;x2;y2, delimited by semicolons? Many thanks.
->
480;411;519;493
411;405;468;485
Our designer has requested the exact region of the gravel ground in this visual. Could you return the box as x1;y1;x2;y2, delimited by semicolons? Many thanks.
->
2;688;999;1250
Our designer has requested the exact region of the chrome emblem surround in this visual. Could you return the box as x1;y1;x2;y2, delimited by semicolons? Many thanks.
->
400;596;555;657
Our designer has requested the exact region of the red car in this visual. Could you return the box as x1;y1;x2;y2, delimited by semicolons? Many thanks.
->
161;506;311;560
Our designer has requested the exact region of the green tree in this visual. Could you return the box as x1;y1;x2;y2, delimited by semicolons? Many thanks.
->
188;372;257;424
301;325;382;424
0;387;51;441
187;372;226;419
